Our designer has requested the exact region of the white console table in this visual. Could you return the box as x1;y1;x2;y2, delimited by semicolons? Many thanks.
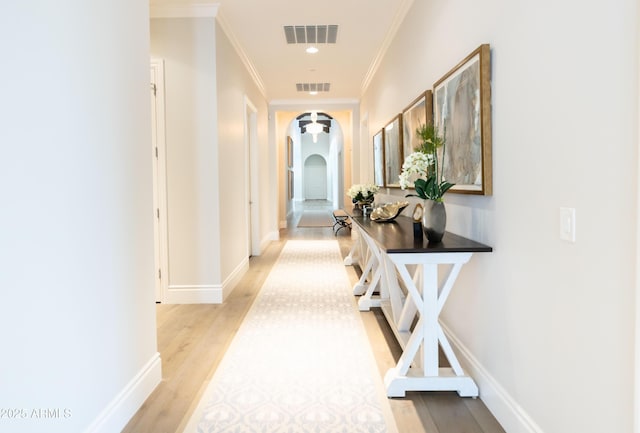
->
348;213;492;398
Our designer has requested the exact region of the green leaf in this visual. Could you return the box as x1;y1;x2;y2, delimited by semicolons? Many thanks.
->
440;181;454;195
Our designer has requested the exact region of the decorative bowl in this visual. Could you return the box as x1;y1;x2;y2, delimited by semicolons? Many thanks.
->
370;201;410;222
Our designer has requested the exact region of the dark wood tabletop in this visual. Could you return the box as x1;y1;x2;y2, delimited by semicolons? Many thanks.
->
348;212;492;254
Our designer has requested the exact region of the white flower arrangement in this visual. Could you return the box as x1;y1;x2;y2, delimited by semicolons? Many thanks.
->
399;124;454;202
398;151;434;190
347;183;379;203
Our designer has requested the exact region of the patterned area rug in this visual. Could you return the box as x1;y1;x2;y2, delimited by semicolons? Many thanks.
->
182;240;397;433
296;211;334;227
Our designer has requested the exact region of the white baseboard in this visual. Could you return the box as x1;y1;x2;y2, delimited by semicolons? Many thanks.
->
268;230;280;241
84;352;162;433
441;322;545;433
221;258;249;300
260;235;275;254
165;259;251;304
166;284;223;303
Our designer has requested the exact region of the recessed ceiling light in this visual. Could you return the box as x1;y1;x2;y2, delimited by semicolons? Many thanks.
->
306;46;319;54
309;91;318;95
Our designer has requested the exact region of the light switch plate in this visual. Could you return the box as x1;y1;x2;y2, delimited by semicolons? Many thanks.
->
560;207;576;242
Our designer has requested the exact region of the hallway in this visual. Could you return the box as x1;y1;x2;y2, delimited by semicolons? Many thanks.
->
4;1;637;432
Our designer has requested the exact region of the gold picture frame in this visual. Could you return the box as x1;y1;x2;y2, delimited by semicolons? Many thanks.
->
383;114;403;188
373;129;384;187
402;90;433;160
286;136;293;168
433;44;492;195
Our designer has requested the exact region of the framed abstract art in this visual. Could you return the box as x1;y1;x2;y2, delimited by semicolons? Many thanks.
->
433;44;492;195
383;114;403;188
402;90;433;160
373;130;384;187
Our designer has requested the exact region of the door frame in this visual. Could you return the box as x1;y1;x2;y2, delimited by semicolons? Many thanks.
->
150;59;169;302
244;96;260;256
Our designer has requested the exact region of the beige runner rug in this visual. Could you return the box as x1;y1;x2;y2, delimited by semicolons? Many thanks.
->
296;211;334;227
181;240;398;433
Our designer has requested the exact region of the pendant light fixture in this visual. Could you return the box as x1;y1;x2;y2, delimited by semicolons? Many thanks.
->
306;111;323;143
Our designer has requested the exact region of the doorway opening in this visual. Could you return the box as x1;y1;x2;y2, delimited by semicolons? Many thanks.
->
304;155;328;199
281;110;349;228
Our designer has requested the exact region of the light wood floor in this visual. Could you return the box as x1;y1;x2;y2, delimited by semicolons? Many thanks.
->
122;201;505;433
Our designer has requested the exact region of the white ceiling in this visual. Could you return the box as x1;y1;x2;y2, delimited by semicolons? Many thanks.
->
150;0;413;102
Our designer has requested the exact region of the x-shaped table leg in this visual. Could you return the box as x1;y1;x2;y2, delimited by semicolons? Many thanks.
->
382;252;479;397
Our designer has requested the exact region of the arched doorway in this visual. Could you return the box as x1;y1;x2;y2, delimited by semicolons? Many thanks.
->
277;108;353;228
304;154;328;199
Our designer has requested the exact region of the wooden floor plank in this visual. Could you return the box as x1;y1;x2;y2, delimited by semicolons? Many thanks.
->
464;398;507;433
122;245;281;433
420;391;488;433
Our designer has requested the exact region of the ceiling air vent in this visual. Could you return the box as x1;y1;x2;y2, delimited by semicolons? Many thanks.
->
284;25;338;44
296;83;331;93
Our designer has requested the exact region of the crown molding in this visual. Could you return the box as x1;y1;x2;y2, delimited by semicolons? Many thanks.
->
360;0;414;94
269;98;360;109
216;10;267;98
149;3;267;98
150;2;219;18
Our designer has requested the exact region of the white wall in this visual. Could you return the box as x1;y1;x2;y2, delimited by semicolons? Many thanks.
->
150;13;271;301
215;24;270;271
0;2;160;432
361;0;638;432
150;17;222;302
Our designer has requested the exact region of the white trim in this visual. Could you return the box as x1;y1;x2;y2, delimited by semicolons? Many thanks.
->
244;95;261;256
269;98;360;107
166;285;222;304
149;3;219;18
441;322;544;433
165;259;249;303
84;353;162;433
150;59;169;303
216;11;266;98
360;0;415;94
635;13;640;432
261;234;277;252
222;257;250;299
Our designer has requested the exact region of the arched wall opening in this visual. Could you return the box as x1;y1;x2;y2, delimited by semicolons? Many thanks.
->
274;107;354;229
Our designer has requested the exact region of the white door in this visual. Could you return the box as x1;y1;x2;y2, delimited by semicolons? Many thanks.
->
244;97;259;257
150;60;168;303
